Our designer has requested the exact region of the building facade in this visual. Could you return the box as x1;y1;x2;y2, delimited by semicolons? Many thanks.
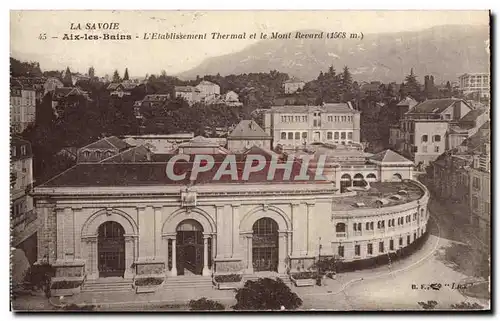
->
227;120;272;152
33;137;428;286
430;121;490;228
264;103;361;150
10;81;38;133
11;137;36;247
175;86;201;105
458;73;490;99
389;98;473;166
284;78;305;94
469;138;491;243
196;80;220;99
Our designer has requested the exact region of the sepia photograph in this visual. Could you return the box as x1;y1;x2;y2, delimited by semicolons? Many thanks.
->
9;10;491;311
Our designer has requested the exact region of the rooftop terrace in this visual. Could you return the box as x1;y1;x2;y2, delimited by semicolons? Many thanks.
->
332;180;425;211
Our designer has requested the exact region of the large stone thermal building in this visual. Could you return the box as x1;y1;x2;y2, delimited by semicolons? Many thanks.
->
33;134;428;291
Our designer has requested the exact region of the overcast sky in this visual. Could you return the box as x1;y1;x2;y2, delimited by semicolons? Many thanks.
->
10;10;488;78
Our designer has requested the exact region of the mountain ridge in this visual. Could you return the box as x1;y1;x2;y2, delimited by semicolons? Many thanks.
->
176;24;490;83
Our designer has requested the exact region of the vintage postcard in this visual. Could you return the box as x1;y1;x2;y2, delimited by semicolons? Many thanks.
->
10;10;491;311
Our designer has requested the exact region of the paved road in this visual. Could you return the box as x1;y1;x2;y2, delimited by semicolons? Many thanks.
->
296;192;490;311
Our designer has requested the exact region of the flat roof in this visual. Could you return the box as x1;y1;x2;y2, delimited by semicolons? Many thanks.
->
332;181;424;211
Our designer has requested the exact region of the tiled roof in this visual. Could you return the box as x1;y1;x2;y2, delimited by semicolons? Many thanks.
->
102;145;151;163
53;87;83;97
81;136;129;150
197;80;218;86
460;108;488;122
121;82;138;90
270;103;358;114
284;77;304;83
360;82;381;92
178;136;226;149
143;94;169;102
461;121;490;152
39;155;323;187
369;149;413;164
175;86;199;93
408;98;465;114
107;82;137;91
228;120;271;140
397;96;418;107
106;83;121;90
11;77;47;90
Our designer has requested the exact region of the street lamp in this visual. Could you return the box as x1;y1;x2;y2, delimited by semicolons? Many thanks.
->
317;237;322;285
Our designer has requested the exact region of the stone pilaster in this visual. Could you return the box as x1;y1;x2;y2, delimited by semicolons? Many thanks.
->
231;204;240;258
63;207;74;260
241;231;253;274
153;206;163;259
215;205;225;258
278;230;287;273
36;202;56;264
83;235;98;280
55;208;65;261
124;234;137;279
306;201;316;256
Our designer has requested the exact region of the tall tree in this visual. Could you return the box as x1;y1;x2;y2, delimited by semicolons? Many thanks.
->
63;67;73;86
112;70;121;82
404;68;422;100
123;68;130;81
340;66;353;102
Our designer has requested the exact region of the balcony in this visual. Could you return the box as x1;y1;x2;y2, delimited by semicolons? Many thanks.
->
336;232;346;238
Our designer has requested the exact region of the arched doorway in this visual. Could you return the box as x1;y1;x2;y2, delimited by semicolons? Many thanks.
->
340;174;352;192
98;221;125;277
176;219;210;275
353;173;365;187
366;173;377;182
252;218;279;272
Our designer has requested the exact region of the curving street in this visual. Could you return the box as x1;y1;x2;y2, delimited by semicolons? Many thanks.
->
295;195;490;310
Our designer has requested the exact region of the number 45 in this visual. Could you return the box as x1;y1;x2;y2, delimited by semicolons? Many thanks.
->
39;33;47;40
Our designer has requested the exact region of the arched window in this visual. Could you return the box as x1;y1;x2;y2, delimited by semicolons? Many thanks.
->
105;150;113;158
392;173;402;181
340;174;352;192
353;173;365;187
83;150;90;158
281;132;286;140
334;132;339;140
421;135;428;142
335;223;346;233
295;132;300;140
95;150;102;159
288;132;293;140
433;135;441;142
366;173;377;182
327;132;333;140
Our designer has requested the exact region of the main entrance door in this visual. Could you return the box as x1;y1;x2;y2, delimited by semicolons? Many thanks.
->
252;218;279;272
98;221;125;277
176;219;207;275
